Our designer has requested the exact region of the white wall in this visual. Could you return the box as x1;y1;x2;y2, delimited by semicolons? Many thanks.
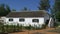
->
44;14;49;22
4;17;44;27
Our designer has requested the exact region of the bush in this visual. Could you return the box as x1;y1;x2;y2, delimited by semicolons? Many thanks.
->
33;24;40;30
0;24;24;33
24;25;33;30
54;22;60;27
42;24;46;29
33;24;46;30
0;23;47;33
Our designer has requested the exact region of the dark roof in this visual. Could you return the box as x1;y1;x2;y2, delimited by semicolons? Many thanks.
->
6;10;48;17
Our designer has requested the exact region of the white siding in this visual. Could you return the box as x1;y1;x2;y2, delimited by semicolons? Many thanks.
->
44;14;49;22
4;17;44;27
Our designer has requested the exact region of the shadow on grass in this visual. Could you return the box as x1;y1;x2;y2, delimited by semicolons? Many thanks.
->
8;30;25;33
0;32;8;34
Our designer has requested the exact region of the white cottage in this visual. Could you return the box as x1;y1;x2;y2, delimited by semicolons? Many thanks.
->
1;10;54;28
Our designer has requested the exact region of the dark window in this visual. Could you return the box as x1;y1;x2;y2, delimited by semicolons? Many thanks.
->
32;19;39;22
19;19;25;22
9;19;13;21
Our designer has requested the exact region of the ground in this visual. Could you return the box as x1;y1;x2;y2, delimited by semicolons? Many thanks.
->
9;28;60;34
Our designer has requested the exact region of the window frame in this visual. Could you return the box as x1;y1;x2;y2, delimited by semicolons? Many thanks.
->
9;18;13;21
32;19;39;23
19;18;25;22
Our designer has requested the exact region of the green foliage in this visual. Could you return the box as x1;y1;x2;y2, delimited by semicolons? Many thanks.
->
41;24;46;29
12;9;16;11
33;24;40;30
0;23;47;33
54;0;60;11
0;24;22;33
54;22;60;27
51;0;60;22
56;11;60;21
24;25;33;30
21;7;28;11
55;0;60;22
23;7;28;11
0;4;11;16
50;0;60;27
54;22;58;27
38;0;50;11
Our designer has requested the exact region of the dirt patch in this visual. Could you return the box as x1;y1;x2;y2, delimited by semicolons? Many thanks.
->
9;28;60;34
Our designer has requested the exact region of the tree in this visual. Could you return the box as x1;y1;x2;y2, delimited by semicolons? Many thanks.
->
50;0;60;27
51;0;60;21
38;0;50;11
21;7;30;11
12;9;16;11
56;11;60;21
0;4;6;16
6;5;11;15
23;7;28;11
0;4;11;16
54;0;60;21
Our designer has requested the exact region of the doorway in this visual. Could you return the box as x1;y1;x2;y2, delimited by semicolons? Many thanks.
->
45;19;49;28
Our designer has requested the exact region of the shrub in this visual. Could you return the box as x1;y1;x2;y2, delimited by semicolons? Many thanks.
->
29;24;41;30
17;24;25;31
41;24;46;29
24;25;32;30
54;22;60;27
0;24;24;33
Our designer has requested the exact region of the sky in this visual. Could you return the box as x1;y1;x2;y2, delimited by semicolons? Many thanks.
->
0;0;54;11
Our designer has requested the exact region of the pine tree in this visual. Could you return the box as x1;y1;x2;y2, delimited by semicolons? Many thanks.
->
38;0;50;11
0;4;11;16
50;0;60;27
54;0;60;21
21;7;28;11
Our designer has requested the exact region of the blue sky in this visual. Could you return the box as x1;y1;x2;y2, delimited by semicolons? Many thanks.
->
0;0;54;11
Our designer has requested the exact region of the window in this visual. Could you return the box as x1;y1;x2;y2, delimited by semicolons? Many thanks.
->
9;19;13;21
32;19;39;22
19;19;25;22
